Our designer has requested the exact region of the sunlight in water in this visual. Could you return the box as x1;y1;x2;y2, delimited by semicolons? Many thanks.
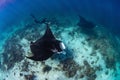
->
0;0;12;8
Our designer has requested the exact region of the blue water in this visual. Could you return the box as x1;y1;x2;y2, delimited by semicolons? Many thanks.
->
0;0;120;80
0;0;120;35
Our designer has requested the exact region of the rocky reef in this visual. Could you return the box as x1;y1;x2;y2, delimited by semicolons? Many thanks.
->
0;15;120;80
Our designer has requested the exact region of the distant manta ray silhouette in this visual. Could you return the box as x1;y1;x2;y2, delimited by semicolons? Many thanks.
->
77;16;95;29
26;23;66;61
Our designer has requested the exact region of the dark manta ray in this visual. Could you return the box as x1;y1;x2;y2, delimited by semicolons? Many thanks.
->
27;23;66;61
77;16;95;29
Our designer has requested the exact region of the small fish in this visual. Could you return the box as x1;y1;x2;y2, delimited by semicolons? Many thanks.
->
26;23;65;61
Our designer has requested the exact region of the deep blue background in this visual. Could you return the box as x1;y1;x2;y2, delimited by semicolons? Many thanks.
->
0;0;120;35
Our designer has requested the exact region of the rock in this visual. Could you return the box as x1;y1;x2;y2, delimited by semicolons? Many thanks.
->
79;74;84;78
24;74;37;80
1;36;24;70
83;60;97;80
42;65;52;73
61;58;81;78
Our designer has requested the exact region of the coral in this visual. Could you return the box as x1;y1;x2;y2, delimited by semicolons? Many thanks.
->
21;60;30;72
24;74;36;80
0;15;120;80
61;58;81;78
1;36;24;70
88;34;117;70
42;65;52;73
105;56;116;69
83;60;97;80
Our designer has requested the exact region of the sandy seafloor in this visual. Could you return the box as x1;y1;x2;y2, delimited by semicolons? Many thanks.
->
0;15;120;80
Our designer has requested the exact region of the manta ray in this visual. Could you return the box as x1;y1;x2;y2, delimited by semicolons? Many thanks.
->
26;23;65;61
77;16;95;29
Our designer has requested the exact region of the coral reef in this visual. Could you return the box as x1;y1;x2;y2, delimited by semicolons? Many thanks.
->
2;35;24;70
0;15;120;80
61;58;80;78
